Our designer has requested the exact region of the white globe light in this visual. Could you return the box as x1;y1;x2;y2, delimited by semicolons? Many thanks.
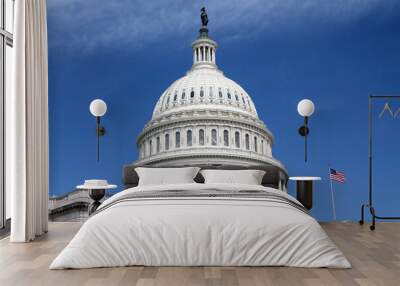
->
89;99;107;117
297;99;315;117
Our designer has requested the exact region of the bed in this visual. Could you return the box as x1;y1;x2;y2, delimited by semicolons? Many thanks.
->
50;165;350;269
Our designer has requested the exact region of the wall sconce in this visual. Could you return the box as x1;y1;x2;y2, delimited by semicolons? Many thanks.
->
297;99;315;162
89;99;107;162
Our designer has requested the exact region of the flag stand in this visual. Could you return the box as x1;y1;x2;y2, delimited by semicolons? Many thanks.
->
359;95;400;231
329;168;337;220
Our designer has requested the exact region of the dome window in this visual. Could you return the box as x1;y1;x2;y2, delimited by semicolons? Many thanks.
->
182;90;186;99
165;134;170;150
218;89;223;98
190;90;195;98
156;137;160;153
199;129;205;145
241;95;246;105
235;131;240;148
211;129;217;146
149;140;153;155
223;130;229;146
227;91;231;100
254;137;258;153
175;131;181;148
209;87;213;98
166;96;170;105
173;93;178;101
247;97;252;111
187;130;192;146
235;93;239;101
261;139;264;154
200;88;204;97
141;144;145;158
245;134;250;150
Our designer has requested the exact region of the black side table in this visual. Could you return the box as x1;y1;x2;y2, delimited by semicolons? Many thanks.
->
88;189;106;215
289;177;321;210
77;180;117;215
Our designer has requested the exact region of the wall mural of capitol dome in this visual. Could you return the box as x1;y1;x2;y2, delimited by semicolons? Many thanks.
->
46;2;400;226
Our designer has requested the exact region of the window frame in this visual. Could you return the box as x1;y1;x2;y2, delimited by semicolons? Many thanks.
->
165;133;170;150
211;129;217;146
245;134;250;150
235;131;240;148
0;0;14;229
149;140;153;155
199;129;205;146
186;130;192;147
223;130;229;146
175;131;181;148
156;136;160;153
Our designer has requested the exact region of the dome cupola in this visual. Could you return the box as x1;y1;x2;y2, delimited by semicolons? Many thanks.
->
191;19;217;69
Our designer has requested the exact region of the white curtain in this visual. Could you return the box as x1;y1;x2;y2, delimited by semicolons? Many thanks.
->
8;0;49;242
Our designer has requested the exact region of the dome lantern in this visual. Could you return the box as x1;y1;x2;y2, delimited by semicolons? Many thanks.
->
192;7;217;69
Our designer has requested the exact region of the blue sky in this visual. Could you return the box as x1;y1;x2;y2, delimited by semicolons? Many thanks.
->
47;0;400;221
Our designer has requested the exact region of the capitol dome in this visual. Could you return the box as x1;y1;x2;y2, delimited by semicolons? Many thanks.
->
152;62;259;120
135;18;287;177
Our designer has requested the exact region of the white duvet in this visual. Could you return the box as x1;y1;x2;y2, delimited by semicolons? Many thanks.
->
50;183;350;269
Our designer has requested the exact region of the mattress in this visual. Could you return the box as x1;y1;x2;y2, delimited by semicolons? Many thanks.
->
50;183;350;269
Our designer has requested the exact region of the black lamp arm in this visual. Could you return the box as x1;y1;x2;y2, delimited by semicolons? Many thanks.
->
298;116;309;162
96;117;106;136
95;116;106;162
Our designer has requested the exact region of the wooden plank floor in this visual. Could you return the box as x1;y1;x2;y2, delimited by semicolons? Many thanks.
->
0;222;399;286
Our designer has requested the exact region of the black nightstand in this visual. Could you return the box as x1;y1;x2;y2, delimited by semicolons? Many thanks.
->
77;180;117;215
289;177;321;210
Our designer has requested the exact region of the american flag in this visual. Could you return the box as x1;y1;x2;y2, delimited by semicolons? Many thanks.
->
329;168;346;183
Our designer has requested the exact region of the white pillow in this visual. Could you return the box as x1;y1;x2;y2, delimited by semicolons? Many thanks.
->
135;167;200;186
200;169;266;185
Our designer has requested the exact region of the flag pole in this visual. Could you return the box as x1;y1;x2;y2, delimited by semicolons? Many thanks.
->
329;168;337;220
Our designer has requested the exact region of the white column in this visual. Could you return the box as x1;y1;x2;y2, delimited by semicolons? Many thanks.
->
212;48;216;64
199;47;202;61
